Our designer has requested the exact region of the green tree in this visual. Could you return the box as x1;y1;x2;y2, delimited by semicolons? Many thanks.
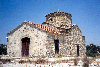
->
86;44;100;57
0;44;7;55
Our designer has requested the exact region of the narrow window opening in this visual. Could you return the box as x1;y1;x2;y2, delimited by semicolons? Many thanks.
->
77;45;79;56
54;39;59;54
24;27;26;29
50;19;53;21
7;38;8;42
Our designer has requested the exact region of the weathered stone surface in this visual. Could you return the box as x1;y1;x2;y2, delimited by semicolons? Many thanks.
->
7;10;86;58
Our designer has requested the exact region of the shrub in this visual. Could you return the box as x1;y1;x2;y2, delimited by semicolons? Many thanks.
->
82;56;89;67
35;58;47;64
18;60;25;63
18;58;31;64
58;54;62;58
0;59;11;64
73;58;79;66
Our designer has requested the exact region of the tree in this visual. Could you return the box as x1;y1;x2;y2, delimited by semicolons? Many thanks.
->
0;44;7;55
86;44;100;57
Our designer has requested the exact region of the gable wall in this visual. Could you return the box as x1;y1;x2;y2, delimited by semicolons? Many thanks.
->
7;23;48;57
70;26;86;56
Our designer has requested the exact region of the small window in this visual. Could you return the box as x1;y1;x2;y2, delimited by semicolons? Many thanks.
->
7;38;8;42
50;19;53;21
24;27;26;29
77;45;79;56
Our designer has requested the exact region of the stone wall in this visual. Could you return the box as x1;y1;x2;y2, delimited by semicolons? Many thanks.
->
46;16;72;29
7;10;86;58
70;25;86;56
7;22;86;58
7;23;48;57
45;24;86;57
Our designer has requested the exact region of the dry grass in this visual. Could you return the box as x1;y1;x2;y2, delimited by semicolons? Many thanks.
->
73;58;79;66
96;55;100;59
35;58;48;64
61;59;69;63
18;58;31;64
0;59;11;64
82;56;90;67
0;55;2;58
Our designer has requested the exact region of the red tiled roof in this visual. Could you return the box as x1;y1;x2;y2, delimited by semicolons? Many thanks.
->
26;21;62;35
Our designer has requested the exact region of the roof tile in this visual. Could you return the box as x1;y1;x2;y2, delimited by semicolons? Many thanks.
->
26;21;61;34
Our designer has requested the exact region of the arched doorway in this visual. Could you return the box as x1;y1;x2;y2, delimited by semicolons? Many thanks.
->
21;37;30;57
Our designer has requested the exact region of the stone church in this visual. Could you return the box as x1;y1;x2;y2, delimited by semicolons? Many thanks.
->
7;10;86;58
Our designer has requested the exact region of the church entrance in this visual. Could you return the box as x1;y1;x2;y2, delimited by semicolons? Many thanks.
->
54;39;59;54
21;37;30;57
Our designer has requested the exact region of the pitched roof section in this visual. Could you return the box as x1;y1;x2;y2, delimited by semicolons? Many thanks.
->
25;21;62;34
7;20;62;36
42;22;57;29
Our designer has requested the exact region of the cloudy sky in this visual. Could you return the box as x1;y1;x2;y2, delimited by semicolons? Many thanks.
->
0;0;100;46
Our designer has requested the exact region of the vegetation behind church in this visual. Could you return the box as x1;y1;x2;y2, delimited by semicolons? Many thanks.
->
86;44;100;57
0;44;7;55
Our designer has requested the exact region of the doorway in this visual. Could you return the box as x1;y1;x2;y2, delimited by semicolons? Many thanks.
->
21;37;30;57
54;39;59;54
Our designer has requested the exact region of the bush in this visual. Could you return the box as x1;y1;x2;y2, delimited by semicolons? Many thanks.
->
74;58;79;65
0;59;11;64
18;60;25;63
58;54;62;58
35;58;47;64
82;56;89;67
0;47;7;55
18;58;31;64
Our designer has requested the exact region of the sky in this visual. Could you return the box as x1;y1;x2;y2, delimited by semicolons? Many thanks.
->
0;0;100;46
